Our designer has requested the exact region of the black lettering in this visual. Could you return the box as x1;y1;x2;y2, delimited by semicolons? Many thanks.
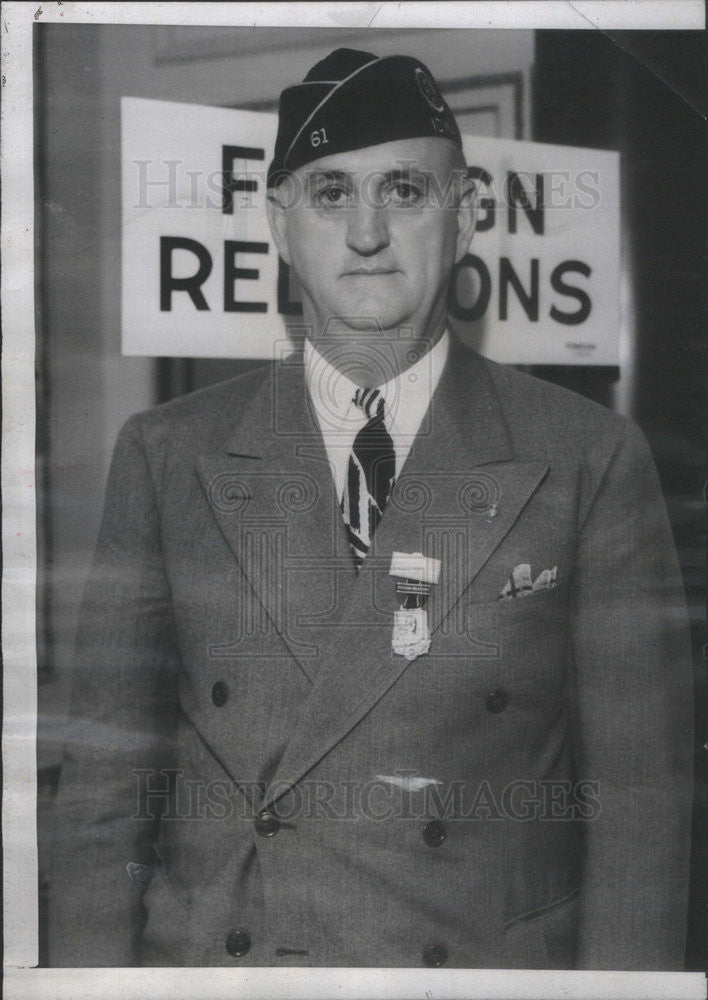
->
160;237;212;311
467;166;495;232
550;260;592;325
506;171;544;235
222;144;265;215
277;258;303;316
224;240;268;313
449;253;491;322
499;257;539;322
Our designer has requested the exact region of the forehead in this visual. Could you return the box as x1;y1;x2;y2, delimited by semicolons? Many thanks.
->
295;136;457;180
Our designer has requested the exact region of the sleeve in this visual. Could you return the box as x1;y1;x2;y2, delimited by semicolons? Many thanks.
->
569;419;693;970
49;414;182;967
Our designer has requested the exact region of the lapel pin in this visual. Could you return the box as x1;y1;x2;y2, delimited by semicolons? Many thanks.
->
389;552;442;661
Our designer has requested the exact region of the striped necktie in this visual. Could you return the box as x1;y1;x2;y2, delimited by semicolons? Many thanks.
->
340;387;396;569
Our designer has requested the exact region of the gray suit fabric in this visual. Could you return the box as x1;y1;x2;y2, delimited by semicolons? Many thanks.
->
50;337;693;969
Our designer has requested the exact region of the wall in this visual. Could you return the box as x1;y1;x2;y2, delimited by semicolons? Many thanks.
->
533;30;704;970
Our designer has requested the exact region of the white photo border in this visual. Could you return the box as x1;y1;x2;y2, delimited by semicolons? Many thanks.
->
2;2;704;998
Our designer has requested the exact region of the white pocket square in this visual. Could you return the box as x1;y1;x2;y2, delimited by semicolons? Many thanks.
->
498;564;557;600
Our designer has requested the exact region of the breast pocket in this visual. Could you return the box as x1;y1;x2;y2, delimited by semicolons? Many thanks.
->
467;577;571;627
434;578;570;659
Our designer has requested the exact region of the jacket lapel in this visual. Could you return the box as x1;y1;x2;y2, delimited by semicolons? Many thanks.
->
195;353;357;681
263;339;549;806
366;337;549;636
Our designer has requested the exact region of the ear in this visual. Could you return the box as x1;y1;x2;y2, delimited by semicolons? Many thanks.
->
266;188;292;266
454;178;477;263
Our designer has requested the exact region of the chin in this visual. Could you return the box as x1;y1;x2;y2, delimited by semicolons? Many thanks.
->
343;316;403;333
329;302;414;334
314;315;389;336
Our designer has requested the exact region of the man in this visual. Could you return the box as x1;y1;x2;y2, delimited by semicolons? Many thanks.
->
51;49;692;970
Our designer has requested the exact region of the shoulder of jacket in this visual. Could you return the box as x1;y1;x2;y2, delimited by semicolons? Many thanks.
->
120;361;274;452
479;353;637;453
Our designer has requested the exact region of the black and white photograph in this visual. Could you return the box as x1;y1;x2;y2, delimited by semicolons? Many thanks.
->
2;2;705;998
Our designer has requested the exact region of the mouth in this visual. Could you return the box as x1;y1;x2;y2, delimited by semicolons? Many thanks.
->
342;267;399;276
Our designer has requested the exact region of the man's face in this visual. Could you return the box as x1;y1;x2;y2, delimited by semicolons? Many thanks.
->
268;137;475;344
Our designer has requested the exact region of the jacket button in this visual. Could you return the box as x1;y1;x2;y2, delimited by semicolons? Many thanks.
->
422;819;447;847
211;681;228;707
422;943;448;967
226;929;251;957
255;809;280;837
486;688;509;713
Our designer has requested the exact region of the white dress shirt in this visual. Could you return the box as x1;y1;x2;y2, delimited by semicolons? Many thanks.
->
304;331;450;501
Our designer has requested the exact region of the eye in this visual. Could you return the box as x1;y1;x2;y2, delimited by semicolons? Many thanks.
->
313;184;352;209
384;181;425;207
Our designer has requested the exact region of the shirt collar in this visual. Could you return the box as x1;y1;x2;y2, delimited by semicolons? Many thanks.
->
304;330;450;439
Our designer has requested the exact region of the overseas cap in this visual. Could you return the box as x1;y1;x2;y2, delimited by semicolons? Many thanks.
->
267;48;462;187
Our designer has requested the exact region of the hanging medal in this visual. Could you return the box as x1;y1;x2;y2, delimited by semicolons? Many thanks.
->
389;552;441;661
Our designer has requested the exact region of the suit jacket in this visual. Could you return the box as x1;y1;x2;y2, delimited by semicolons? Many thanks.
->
50;336;693;969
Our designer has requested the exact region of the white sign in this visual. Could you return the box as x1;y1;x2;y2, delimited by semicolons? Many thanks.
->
122;97;620;365
121;98;278;359
456;134;620;364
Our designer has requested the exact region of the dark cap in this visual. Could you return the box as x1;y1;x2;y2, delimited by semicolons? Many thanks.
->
267;48;462;187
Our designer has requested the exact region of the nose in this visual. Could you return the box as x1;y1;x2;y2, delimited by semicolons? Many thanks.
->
345;203;390;256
